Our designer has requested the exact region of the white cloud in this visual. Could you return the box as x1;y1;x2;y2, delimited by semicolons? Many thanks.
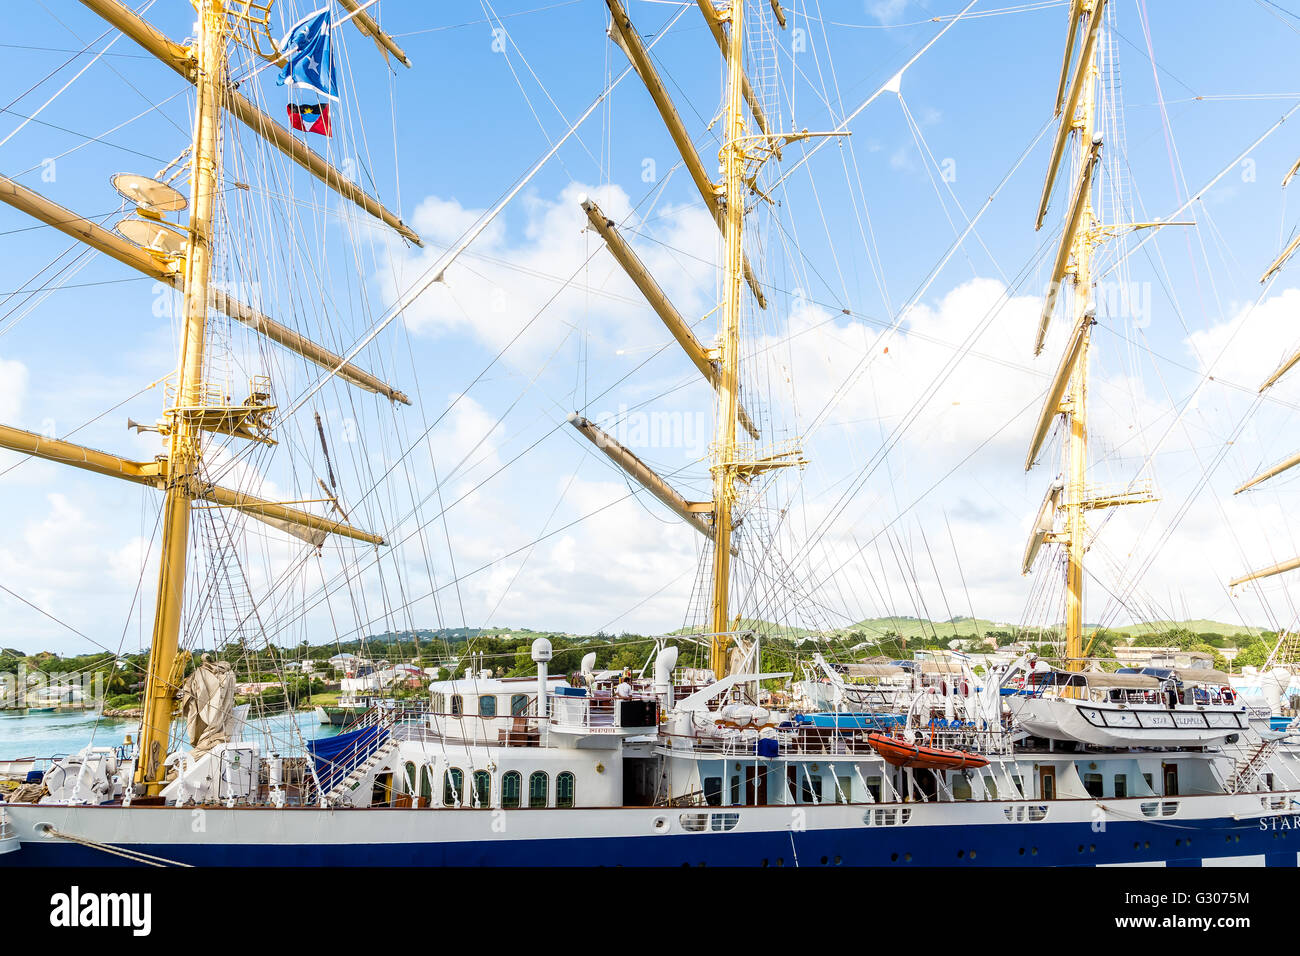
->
0;354;28;422
869;0;915;24
373;182;719;373
13;179;1300;656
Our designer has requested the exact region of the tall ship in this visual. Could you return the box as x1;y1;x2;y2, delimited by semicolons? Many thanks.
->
2;0;1300;868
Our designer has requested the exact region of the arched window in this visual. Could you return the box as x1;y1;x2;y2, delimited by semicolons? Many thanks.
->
403;761;417;794
479;694;497;717
450;694;463;717
511;694;530;716
528;771;549;808
556;771;575;809
501;771;522;809
472;770;491;808
419;765;433;803
443;767;464;807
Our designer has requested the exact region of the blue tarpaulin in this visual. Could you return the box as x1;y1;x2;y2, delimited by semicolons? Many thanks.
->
793;712;906;730
307;723;388;794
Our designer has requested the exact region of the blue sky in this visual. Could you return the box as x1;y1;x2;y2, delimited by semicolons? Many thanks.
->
5;0;1300;658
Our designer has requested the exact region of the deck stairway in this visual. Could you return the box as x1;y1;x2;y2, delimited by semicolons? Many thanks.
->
1226;738;1281;793
323;736;399;807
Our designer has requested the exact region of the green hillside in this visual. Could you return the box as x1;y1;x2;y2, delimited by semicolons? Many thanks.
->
833;616;1270;646
847;616;1016;642
1105;620;1267;640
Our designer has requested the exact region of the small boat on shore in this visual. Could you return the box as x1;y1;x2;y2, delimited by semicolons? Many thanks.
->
867;733;989;770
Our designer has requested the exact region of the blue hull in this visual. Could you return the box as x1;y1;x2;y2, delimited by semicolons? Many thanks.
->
6;813;1296;867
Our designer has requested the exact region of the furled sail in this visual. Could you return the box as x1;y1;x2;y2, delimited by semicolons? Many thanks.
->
178;656;237;758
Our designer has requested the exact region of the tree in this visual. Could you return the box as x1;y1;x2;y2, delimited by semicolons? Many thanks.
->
1233;639;1275;670
1188;642;1229;672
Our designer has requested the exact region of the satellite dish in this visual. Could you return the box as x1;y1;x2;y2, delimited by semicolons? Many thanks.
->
115;218;189;257
110;173;187;214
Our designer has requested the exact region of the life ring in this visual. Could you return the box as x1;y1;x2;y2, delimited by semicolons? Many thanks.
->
1220;686;1234;704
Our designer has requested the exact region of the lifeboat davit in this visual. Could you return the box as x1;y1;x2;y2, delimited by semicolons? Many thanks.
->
866;732;989;770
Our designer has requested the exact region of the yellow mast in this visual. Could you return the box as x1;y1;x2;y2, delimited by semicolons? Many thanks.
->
1024;0;1152;671
136;0;227;791
571;1;807;678
0;1;393;793
708;0;749;676
1061;50;1096;672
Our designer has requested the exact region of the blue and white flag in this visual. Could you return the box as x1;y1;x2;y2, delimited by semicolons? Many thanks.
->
276;8;337;101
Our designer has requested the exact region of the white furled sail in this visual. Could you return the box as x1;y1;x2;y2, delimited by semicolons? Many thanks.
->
177;656;237;759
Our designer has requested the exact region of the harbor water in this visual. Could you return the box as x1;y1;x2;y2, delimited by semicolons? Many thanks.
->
0;708;343;760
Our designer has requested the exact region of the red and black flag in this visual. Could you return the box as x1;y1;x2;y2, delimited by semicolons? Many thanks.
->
287;102;331;136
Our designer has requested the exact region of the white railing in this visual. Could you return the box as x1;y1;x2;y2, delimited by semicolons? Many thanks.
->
547;692;659;733
659;728;1013;758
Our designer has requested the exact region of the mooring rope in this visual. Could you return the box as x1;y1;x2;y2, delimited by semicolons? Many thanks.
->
38;824;192;868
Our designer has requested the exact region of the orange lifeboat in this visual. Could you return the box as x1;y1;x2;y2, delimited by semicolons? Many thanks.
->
867;732;989;770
